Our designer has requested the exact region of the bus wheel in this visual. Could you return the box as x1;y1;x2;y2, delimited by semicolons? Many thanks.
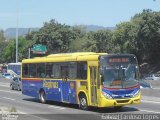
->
79;95;88;110
39;90;46;104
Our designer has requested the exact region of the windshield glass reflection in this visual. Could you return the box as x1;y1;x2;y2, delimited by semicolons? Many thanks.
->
100;55;139;88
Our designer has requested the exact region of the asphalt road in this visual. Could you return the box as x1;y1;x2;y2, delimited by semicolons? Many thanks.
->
0;78;160;120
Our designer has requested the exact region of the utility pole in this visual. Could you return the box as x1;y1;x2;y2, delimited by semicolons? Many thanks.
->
28;48;31;59
16;0;19;63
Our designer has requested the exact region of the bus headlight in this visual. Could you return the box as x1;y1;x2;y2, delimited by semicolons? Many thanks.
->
102;91;113;99
132;90;140;97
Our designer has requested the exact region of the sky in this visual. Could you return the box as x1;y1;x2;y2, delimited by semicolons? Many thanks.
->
0;0;159;30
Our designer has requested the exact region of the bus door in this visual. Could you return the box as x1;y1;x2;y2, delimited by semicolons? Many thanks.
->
90;66;98;105
61;66;70;102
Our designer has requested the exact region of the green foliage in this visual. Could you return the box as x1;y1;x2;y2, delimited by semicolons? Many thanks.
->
132;10;160;63
92;30;113;53
1;9;160;65
26;10;160;64
0;30;7;63
113;22;138;53
0;30;5;41
3;37;34;63
31;19;74;53
112;9;160;63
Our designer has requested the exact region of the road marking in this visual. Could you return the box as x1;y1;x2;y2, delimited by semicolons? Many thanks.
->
0;82;10;85
20;114;49;120
2;97;15;101
48;105;66;110
141;100;160;104
0;82;10;87
140;109;160;114
0;85;9;87
17;111;49;120
0;89;21;95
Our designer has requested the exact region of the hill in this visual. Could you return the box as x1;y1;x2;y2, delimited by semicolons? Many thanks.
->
4;28;39;39
4;25;115;38
85;25;115;32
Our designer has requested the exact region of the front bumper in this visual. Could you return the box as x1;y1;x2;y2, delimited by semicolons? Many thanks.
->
98;93;141;108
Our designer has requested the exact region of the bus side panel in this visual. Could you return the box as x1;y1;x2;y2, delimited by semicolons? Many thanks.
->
37;80;77;104
44;80;62;102
48;80;77;104
22;79;43;98
22;79;78;104
68;81;77;104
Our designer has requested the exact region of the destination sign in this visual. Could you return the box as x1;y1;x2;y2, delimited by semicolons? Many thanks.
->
109;58;129;63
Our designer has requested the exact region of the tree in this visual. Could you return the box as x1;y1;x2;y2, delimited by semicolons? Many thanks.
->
112;9;160;63
31;19;74;53
92;30;113;53
113;22;138;54
3;37;34;63
0;30;7;63
131;9;160;63
0;30;5;41
69;25;88;52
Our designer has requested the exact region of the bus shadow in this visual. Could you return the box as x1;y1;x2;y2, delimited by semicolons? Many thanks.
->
23;98;79;108
23;98;40;103
89;106;139;113
23;98;139;113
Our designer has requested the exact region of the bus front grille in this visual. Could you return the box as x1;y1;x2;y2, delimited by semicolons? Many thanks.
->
116;100;130;103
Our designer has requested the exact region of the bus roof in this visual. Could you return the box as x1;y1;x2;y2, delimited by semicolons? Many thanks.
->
22;52;107;63
8;62;21;65
47;52;106;58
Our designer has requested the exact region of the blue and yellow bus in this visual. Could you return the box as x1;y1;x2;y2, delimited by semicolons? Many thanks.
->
21;52;141;110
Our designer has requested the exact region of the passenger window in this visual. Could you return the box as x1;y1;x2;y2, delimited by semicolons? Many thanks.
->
77;62;87;79
22;64;29;77
52;64;61;78
46;63;53;78
37;63;46;78
69;62;77;79
61;66;69;78
28;64;37;78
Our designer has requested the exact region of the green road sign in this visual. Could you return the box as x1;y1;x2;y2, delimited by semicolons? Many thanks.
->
31;44;47;54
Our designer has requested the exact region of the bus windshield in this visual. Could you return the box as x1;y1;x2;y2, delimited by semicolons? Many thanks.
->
7;63;21;76
100;55;139;89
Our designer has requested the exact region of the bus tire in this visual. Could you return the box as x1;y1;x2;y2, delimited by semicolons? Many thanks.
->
79;94;88;110
39;90;46;104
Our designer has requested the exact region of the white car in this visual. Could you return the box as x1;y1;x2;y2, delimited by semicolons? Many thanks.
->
144;74;160;81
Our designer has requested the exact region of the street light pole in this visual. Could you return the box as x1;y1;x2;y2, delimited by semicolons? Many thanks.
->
16;0;19;63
